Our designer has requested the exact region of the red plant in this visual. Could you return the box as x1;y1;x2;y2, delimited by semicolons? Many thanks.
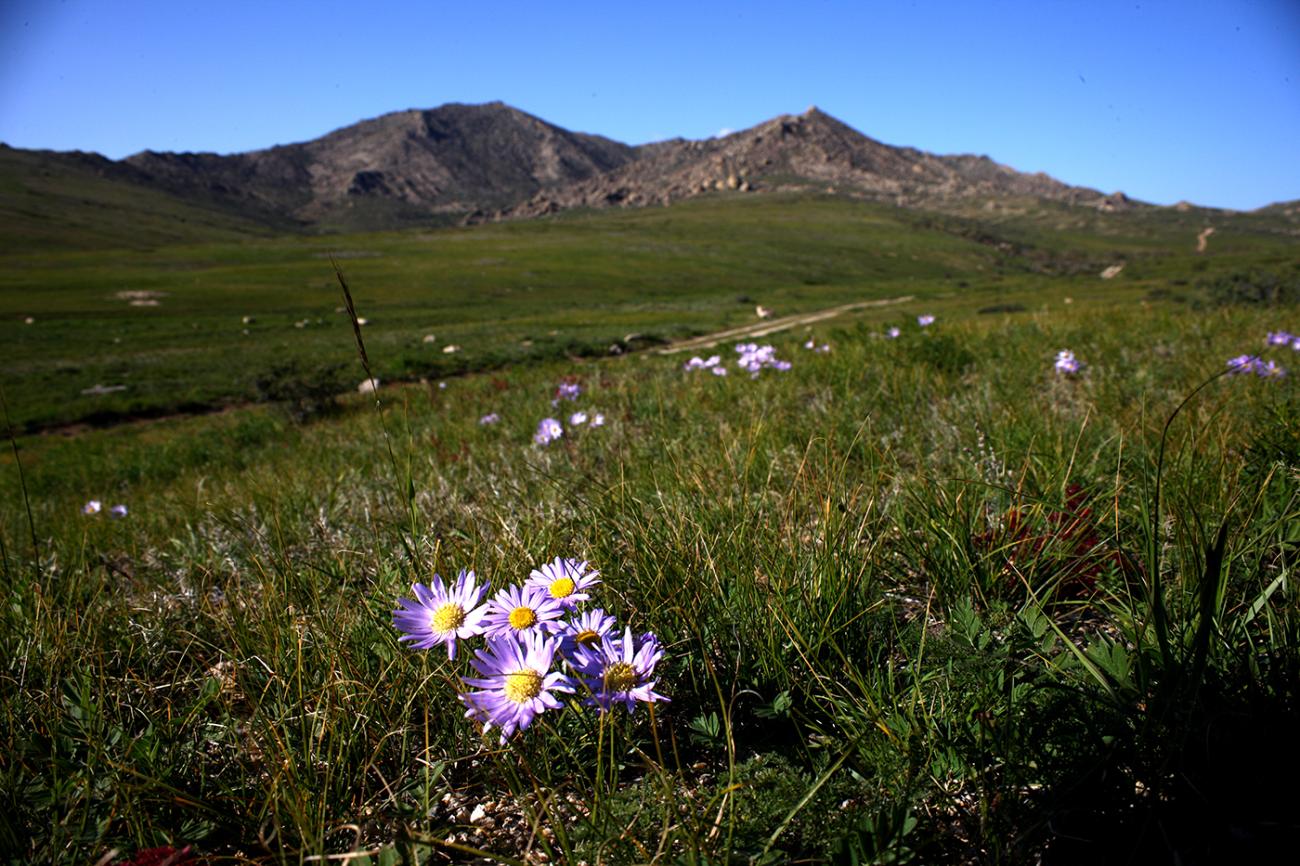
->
113;846;193;866
974;485;1120;599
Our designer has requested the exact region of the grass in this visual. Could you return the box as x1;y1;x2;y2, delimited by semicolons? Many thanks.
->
2;196;1299;864
3;192;1295;432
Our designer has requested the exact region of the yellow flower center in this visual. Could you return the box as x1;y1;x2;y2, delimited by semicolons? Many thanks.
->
504;669;543;703
508;606;538;630
604;661;637;692
548;576;576;599
575;629;600;648
430;602;465;633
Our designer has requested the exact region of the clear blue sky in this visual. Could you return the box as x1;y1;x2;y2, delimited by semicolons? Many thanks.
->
2;0;1297;210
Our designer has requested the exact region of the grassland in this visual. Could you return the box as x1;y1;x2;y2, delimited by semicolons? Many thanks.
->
4;193;1296;433
2;195;1299;864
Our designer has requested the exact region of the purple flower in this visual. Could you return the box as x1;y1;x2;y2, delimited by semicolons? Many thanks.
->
554;382;581;402
481;584;567;639
569;411;588;426
479;413;500;425
533;417;563;445
556;607;618;657
735;342;790;375
1054;349;1081;375
684;355;722;372
459;632;575;743
1266;331;1294;346
526;557;601;608
392;570;490;659
571;626;669;714
917;315;936;327
1227;354;1262;375
1257;359;1286;378
590;412;606;426
109;504;128;518
710;366;728;376
82;500;102;515
886;327;901;339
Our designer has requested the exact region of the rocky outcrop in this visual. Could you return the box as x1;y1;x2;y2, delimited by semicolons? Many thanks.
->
492;107;1107;221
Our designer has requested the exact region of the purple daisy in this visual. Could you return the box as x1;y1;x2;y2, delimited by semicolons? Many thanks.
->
109;504;128;518
459;632;575;743
554;382;582;402
481;584;567;639
1054;349;1081;375
886;327;901;339
1257;359;1286;379
1266;331;1294;346
392;570;490;659
533;417;563;445
1227;354;1261;374
82;500;102;515
556;607;618;657
571;626;669;714
917;314;936;327
526;557;601;608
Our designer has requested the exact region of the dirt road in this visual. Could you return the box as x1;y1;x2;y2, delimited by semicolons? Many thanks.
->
656;295;914;355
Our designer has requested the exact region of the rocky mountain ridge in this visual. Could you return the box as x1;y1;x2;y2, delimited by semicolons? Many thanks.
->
14;101;1158;232
496;106;1112;220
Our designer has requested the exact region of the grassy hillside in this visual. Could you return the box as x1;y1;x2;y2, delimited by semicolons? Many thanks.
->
0;145;289;251
4;192;1296;432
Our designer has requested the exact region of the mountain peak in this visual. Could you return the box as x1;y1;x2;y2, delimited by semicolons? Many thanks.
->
110;101;1114;230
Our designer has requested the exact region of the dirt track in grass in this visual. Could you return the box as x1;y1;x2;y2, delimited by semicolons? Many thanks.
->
656;295;914;355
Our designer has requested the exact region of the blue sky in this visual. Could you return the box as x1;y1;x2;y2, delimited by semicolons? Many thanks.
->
1;0;1297;209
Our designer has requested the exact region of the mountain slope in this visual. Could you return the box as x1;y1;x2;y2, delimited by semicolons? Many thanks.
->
500;107;1109;218
123;102;637;230
0;144;289;250
11;101;1293;247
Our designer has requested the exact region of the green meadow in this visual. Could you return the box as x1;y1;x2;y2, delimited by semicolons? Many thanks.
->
3;193;1294;432
2;195;1299;864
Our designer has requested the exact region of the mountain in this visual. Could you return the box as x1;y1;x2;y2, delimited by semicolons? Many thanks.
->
10;101;1258;245
122;102;637;230
500;106;1110;219
0;144;292;250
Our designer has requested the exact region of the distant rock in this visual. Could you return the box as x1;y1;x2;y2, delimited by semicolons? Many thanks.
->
1100;264;1125;279
1097;191;1132;213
